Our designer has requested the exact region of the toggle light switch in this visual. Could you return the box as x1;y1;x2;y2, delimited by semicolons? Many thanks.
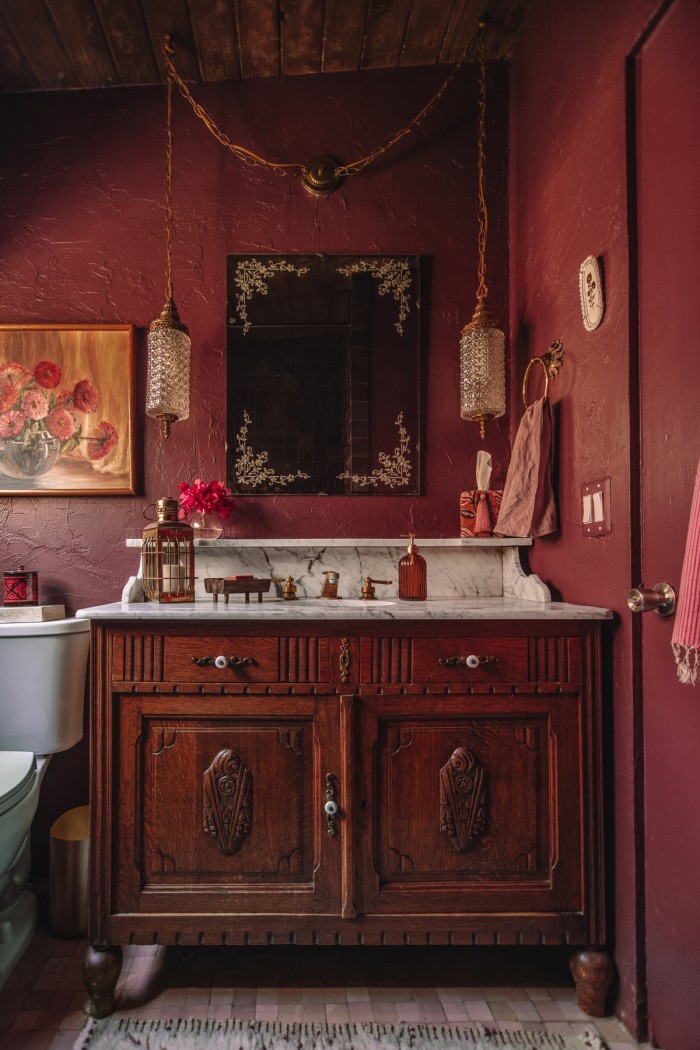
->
582;494;593;524
582;478;612;536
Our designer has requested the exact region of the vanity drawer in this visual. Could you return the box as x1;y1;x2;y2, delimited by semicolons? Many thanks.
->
413;636;529;683
164;635;280;682
163;634;332;684
362;633;580;685
112;632;332;684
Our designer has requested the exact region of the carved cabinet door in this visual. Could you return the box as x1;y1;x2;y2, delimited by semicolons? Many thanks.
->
354;692;584;924
114;692;343;918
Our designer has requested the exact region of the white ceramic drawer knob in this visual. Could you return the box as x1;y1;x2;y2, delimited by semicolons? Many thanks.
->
466;655;480;668
324;800;338;816
214;655;228;669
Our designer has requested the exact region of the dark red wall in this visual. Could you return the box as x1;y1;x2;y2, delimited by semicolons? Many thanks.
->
0;67;509;871
508;0;665;1037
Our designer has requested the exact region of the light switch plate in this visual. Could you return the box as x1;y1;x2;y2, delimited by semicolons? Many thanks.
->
582;477;611;536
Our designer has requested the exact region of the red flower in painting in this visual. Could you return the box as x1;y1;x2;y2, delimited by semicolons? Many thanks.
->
86;420;118;461
178;478;234;521
55;389;73;409
73;379;99;413
47;407;76;441
21;388;49;420
0;410;27;438
34;360;62;389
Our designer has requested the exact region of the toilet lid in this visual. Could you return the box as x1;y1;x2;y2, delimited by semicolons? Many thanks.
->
0;751;36;815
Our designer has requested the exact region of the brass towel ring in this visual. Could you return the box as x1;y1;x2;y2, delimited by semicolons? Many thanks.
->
522;340;565;409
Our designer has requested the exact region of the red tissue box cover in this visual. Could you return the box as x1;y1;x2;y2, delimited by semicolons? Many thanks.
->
460;489;503;538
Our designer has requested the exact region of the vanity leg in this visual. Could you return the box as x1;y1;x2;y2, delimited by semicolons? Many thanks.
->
569;948;614;1017
83;945;123;1018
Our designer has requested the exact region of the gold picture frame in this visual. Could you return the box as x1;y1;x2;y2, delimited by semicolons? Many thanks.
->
0;323;136;495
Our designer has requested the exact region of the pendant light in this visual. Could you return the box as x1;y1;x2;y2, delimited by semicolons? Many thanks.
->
146;39;190;439
459;25;505;440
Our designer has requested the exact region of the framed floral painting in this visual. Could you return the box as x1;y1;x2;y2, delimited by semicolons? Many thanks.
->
0;324;136;495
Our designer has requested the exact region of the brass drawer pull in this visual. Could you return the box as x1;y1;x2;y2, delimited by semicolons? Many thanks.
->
439;655;498;669
191;655;255;669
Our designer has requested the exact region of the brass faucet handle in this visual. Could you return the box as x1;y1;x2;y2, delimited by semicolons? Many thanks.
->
282;575;298;600
360;576;393;600
271;575;298;600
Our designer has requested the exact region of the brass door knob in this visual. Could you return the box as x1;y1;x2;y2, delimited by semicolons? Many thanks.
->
626;582;676;617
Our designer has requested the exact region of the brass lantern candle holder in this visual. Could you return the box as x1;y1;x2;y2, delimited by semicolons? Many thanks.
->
142;497;195;603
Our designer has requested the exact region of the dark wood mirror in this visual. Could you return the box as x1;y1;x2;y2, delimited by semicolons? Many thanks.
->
226;254;421;495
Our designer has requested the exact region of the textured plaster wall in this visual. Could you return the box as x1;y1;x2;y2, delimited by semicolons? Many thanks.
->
0;66;508;872
508;0;663;1036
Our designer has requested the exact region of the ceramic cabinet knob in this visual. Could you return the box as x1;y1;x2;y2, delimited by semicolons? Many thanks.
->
214;655;228;669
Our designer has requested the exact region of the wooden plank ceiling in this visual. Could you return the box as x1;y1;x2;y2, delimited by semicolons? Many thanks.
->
0;0;530;94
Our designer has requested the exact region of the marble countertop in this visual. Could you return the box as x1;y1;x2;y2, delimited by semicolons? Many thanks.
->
76;596;612;622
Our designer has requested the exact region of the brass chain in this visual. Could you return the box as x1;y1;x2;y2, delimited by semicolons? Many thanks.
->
476;28;489;302
164;66;175;298
162;36;476;182
336;52;471;177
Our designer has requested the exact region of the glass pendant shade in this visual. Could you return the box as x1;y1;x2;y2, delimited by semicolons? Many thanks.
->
146;297;191;438
459;297;506;438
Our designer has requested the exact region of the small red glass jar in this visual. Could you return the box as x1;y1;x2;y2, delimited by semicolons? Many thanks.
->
3;565;38;606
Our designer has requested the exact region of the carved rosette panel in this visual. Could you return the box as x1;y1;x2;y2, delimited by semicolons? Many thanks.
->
202;749;252;856
439;747;487;853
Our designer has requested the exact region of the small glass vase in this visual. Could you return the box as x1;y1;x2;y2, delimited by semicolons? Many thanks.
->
187;510;224;540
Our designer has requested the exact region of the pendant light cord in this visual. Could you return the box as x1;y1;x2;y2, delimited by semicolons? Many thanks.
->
164;60;175;302
476;24;489;303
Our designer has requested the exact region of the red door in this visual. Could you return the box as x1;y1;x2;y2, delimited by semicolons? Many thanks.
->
635;2;700;1045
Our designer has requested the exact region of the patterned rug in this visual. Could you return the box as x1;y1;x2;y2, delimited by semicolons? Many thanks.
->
74;1018;606;1050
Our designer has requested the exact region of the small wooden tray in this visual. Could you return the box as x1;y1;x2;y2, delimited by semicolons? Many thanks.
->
204;577;272;604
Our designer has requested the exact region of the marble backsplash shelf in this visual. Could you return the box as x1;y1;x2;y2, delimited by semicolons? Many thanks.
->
122;537;547;605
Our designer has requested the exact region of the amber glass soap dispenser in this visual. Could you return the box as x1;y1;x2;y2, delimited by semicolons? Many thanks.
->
398;534;427;601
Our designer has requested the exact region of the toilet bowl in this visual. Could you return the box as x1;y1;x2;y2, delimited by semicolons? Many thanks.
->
0;618;90;988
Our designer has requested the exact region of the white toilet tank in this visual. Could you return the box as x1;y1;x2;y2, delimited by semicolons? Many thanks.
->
0;618;90;754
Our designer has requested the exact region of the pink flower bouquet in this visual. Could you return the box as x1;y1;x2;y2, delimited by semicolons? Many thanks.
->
0;359;118;462
178;478;234;521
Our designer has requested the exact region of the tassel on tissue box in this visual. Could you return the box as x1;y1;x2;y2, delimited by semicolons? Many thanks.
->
460;451;503;538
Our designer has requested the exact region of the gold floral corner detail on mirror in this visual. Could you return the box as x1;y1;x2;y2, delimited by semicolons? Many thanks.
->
337;412;412;489
336;258;412;335
233;259;310;335
234;410;311;490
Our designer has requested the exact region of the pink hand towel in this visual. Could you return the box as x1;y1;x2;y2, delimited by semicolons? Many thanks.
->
672;458;700;685
494;396;558;538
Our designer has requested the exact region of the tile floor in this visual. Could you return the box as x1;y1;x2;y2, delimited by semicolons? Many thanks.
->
0;926;655;1050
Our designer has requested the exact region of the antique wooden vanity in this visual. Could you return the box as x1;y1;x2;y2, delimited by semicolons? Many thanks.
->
77;539;613;1019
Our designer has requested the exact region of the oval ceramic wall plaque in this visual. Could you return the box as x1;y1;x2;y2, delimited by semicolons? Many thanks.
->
579;255;604;331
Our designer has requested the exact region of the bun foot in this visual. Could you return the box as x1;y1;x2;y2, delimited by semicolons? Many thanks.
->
83;945;123;1018
569;947;614;1017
